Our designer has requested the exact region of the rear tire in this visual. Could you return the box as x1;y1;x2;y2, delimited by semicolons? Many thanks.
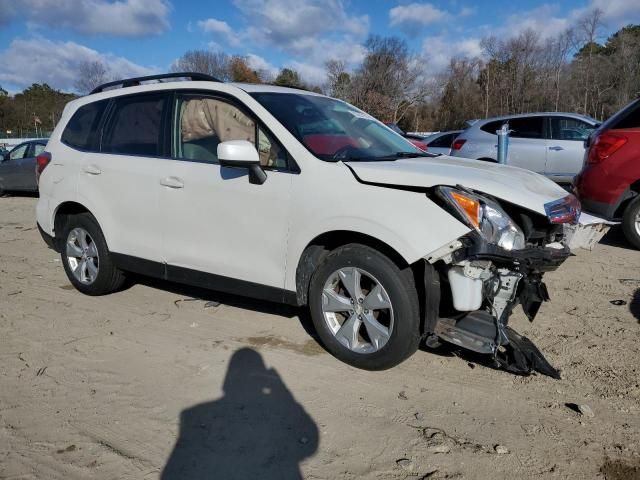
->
308;244;421;370
59;212;125;295
622;196;640;250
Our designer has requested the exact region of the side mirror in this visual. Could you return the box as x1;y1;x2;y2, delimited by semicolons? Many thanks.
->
217;140;267;185
1;153;8;162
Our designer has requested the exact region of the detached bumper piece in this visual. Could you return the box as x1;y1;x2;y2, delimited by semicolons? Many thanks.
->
430;238;570;379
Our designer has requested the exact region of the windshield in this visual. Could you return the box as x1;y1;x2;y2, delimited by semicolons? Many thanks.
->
251;92;428;161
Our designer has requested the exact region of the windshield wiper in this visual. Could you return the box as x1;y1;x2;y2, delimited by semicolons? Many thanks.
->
343;151;435;162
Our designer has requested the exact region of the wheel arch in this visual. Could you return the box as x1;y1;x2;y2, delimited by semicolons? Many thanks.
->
52;201;96;246
294;230;412;306
613;180;640;218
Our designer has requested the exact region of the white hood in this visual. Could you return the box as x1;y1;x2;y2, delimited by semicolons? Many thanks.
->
347;156;570;216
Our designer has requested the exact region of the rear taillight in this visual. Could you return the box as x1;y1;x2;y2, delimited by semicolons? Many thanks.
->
451;139;466;151
587;131;627;165
35;151;51;183
415;142;428;151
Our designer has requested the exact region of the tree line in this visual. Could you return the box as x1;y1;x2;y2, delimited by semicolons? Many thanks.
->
1;9;638;138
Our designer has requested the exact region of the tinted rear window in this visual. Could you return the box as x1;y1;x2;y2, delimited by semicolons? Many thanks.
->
61;100;108;151
102;94;167;156
429;132;457;148
508;117;544;139
613;103;640;129
480;120;504;134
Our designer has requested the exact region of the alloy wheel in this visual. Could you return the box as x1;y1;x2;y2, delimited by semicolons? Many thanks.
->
66;227;99;284
321;267;394;354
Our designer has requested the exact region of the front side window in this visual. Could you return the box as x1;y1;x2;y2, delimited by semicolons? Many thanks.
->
9;144;28;161
251;92;424;161
102;94;166;156
61;100;108;151
174;95;288;169
508;117;544;139
550;117;595;141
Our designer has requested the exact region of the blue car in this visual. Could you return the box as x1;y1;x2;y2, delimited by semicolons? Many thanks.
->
0;139;47;194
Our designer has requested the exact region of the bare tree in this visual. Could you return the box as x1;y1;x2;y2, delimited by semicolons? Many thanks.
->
575;8;604;114
170;50;232;81
74;60;109;94
325;60;351;100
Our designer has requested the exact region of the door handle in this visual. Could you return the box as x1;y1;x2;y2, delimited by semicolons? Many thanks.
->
83;164;102;175
548;146;564;151
160;176;184;189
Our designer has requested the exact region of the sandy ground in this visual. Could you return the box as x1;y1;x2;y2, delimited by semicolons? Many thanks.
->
1;195;639;480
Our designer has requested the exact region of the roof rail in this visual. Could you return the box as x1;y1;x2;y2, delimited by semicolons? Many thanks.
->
90;72;222;94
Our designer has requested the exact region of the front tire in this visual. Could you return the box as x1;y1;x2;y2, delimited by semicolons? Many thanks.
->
308;244;421;370
60;212;125;295
622;196;640;250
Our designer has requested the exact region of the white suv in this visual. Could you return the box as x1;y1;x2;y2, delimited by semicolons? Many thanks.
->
36;73;580;377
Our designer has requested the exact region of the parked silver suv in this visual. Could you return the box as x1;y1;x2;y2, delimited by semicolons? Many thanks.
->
450;113;598;184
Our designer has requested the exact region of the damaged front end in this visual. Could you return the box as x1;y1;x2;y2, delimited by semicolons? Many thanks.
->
424;187;577;379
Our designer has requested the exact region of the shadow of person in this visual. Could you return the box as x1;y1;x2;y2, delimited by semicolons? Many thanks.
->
631;288;640;323
161;348;319;480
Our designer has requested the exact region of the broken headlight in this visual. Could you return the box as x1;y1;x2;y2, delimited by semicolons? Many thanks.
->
437;186;526;251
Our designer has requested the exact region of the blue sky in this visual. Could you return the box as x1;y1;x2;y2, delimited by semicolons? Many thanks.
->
0;0;638;93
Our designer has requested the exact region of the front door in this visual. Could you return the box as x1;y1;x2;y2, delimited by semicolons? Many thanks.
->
159;92;294;291
545;116;596;183
0;143;29;190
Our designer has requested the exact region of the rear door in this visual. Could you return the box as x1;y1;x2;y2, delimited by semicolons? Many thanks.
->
505;116;547;174
16;142;43;191
545;116;596;182
77;92;170;262
427;132;458;155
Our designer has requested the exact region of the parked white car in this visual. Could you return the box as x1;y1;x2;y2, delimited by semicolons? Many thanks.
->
450;113;598;184
36;73;581;377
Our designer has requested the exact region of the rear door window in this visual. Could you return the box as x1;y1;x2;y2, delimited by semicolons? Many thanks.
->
508;117;544;139
429;132;456;148
480;120;505;135
102;94;168;156
61;100;108;151
32;143;46;156
613;103;640;129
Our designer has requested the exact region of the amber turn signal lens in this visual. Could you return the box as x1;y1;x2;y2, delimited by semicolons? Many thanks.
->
450;191;480;228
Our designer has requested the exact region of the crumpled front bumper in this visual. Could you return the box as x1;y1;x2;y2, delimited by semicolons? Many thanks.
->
426;235;571;378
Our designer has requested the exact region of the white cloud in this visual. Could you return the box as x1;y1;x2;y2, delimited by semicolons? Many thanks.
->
0;37;156;91
459;6;475;17
389;2;447;29
198;18;233;36
286;61;327;85
232;0;369;45
0;0;170;37
502;4;570;40
195;0;370;86
198;17;241;46
245;54;279;79
422;36;483;71
570;0;640;29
